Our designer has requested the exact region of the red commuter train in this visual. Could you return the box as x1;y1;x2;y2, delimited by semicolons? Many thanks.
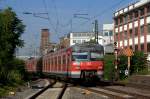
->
25;57;42;73
26;43;104;81
42;43;104;80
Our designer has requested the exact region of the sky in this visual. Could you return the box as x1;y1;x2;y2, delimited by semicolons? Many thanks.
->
0;0;138;56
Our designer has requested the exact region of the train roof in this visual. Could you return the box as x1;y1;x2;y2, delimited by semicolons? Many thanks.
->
71;43;104;52
44;43;104;57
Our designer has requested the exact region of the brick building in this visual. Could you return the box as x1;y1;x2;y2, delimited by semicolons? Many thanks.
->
40;29;51;55
114;0;150;56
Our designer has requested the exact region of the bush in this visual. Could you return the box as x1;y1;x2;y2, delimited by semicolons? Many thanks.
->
118;55;128;80
104;54;115;81
0;58;25;85
131;51;146;75
118;51;148;80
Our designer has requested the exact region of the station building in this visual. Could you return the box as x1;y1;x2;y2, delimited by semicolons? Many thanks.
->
114;0;150;58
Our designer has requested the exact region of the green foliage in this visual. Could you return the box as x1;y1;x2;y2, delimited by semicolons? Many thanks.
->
118;55;128;80
130;51;146;75
118;51;148;80
104;54;115;80
0;7;25;87
0;8;25;68
0;58;25;85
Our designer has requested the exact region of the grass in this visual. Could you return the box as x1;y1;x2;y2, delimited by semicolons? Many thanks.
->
0;81;25;97
0;85;16;97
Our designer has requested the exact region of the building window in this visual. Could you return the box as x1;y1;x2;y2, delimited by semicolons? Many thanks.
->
129;13;133;20
124;15;128;23
73;34;77;37
82;40;86;43
124;31;127;40
109;31;113;36
104;32;108;36
134;11;138;18
87;33;91;36
135;45;138;52
115;19;118;25
135;27;138;36
78;33;81;37
140;8;144;16
148;43;150;52
73;40;76;43
77;40;81;43
115;34;118;41
141;44;144;51
140;25;144;35
82;33;86;36
120;17;123;24
148;24;150;34
120;32;122;40
147;5;150;14
129;29;132;38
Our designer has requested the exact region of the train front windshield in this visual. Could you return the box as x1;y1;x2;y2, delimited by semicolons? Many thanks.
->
90;52;103;61
72;52;103;61
72;53;88;61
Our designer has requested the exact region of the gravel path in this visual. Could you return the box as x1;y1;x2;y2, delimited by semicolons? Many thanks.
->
0;79;49;99
62;87;109;99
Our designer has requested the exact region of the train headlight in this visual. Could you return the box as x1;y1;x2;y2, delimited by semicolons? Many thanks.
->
73;62;80;66
73;62;80;69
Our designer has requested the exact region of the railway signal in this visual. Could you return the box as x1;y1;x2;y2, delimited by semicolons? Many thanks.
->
123;47;134;76
114;42;119;81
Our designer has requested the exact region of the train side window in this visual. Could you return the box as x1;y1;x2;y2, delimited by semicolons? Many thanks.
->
58;56;61;71
63;55;66;69
49;58;51;71
60;55;63;71
51;57;53;71
55;57;56;71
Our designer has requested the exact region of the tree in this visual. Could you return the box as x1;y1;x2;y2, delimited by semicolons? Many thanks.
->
0;8;25;69
0;8;25;85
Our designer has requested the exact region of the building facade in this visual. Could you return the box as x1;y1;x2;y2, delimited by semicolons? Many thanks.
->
69;32;103;46
103;24;114;45
59;35;70;49
114;0;150;56
102;24;114;54
40;29;54;55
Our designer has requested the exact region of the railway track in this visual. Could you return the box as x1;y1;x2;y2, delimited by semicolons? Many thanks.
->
27;79;150;99
103;86;150;99
76;86;133;99
74;80;150;99
28;80;68;99
28;79;56;99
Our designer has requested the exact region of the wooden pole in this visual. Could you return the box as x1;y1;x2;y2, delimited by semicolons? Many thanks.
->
128;56;130;76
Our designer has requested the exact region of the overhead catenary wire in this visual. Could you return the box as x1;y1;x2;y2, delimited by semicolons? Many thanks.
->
42;0;60;38
72;0;136;31
52;0;60;34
